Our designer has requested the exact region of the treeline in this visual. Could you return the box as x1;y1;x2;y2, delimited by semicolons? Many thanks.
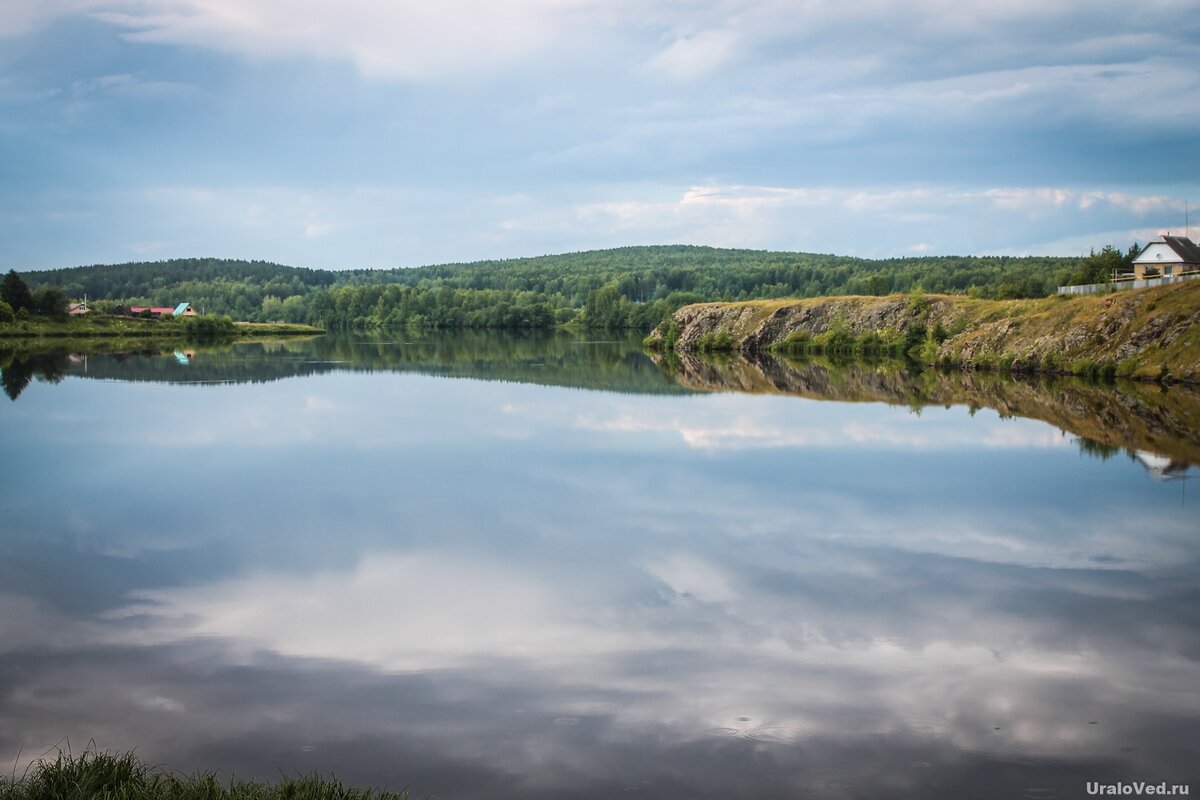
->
26;257;337;302
1;269;68;322
343;246;1079;301
17;245;1100;333
305;283;707;331
1064;244;1142;286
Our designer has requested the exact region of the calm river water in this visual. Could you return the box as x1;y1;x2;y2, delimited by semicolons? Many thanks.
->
1;333;1197;799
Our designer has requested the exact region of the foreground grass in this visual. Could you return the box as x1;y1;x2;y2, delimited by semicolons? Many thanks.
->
0;750;407;800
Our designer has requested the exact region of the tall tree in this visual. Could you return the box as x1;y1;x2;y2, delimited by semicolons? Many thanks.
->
1;270;33;312
32;285;68;317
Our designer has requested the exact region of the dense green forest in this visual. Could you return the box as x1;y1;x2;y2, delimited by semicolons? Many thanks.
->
18;245;1111;332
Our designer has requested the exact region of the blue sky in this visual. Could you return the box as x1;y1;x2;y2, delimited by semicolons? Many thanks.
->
1;0;1198;270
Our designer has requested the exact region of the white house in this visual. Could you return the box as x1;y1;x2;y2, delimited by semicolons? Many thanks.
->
1131;235;1200;279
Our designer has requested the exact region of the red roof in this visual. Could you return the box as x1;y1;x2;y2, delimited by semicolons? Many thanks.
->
130;307;177;314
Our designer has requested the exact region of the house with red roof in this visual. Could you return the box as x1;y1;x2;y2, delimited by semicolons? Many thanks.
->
124;303;197;318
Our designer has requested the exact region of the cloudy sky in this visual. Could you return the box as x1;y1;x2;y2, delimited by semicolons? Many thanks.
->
1;0;1198;270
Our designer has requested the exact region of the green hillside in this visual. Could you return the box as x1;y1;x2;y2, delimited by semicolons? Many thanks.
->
18;245;1089;332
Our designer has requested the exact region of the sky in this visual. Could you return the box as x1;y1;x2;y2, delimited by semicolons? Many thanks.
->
1;0;1198;271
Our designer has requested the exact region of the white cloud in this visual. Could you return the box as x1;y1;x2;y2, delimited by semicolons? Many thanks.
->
5;0;1197;94
642;553;738;603
89;0;594;81
10;177;1189;270
644;29;738;80
0;0;86;38
571;396;1071;452
495;182;1187;257
985;187;1183;217
115;552;647;671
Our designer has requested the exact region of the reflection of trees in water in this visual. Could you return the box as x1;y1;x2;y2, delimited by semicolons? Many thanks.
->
655;349;1200;469
1076;436;1122;460
8;335;1199;472
0;350;71;400
1077;436;1196;480
1;332;691;399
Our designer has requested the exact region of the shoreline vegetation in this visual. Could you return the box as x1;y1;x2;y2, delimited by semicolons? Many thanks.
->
5;246;1195;377
0;315;324;343
645;280;1200;385
0;749;407;800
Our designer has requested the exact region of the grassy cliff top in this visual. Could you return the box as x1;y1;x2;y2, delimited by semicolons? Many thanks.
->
649;280;1200;383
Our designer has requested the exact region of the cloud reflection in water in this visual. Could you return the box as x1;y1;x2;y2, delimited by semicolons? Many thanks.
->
0;345;1197;798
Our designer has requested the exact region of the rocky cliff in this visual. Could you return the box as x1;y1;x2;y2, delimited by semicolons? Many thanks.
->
645;280;1200;384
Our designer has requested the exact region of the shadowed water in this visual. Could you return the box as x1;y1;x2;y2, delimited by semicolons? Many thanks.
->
1;333;1197;799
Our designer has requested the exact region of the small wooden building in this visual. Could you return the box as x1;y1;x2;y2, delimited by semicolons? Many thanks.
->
1131;235;1200;279
173;302;198;317
67;301;91;316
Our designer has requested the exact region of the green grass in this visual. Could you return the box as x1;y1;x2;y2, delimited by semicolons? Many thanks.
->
0;316;322;340
232;322;325;336
0;749;407;800
695;329;736;352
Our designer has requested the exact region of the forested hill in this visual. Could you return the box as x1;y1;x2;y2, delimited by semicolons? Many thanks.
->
23;256;337;308
18;245;1090;332
333;245;1079;299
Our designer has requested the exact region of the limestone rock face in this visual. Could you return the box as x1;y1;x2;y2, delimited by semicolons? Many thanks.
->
646;282;1200;384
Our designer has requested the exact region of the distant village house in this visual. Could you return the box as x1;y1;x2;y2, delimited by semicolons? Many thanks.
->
67;301;91;315
122;302;197;318
1130;235;1200;279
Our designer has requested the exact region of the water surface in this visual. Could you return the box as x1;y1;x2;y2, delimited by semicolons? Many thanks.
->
1;334;1197;799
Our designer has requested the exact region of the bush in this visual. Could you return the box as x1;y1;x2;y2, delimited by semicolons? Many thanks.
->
856;329;884;354
0;299;13;324
183;314;237;342
814;326;855;352
696;329;736;352
658;317;683;349
907;286;928;314
917;330;940;365
770;330;810;353
904;322;927;356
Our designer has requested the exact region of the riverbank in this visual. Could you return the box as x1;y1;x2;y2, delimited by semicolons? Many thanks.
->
0;315;324;340
645;280;1200;384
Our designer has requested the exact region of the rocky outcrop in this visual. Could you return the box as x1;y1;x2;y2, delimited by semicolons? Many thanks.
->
647;281;1200;384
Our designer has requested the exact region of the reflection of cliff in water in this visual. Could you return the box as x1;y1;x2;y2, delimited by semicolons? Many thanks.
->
0;332;691;401
655;350;1200;469
7;336;1198;471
